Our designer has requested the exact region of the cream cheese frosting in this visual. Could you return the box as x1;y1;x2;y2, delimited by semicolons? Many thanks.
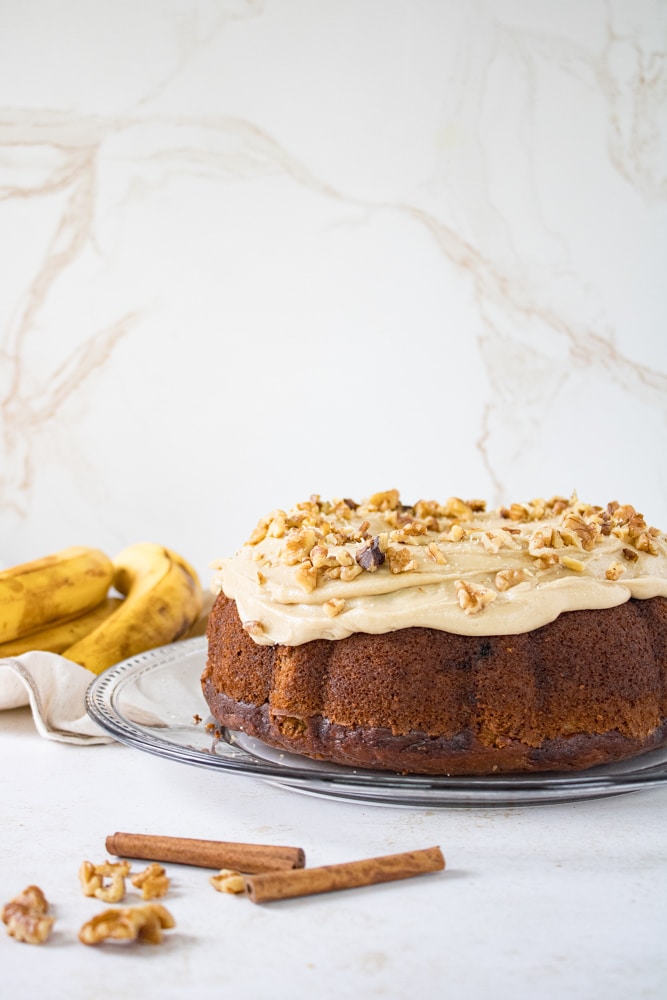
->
212;490;667;645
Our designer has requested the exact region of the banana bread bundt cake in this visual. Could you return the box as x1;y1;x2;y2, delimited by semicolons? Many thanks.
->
202;490;667;775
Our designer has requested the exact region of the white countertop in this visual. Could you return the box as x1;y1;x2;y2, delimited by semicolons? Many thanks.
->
2;2;665;992
2;704;665;999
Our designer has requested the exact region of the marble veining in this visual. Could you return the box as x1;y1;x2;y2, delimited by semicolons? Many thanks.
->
0;1;665;579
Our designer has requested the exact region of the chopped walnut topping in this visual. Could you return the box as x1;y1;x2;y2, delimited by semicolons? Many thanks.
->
248;516;271;545
613;504;644;529
335;498;357;516
389;530;412;544
548;496;572;515
267;511;287;538
495;568;526;591
500;502;533;522
532;553;560;569
561;556;585;572
2;886;54;945
442;497;475;520
397;520;428;536
455;579;497;614
622;547;639;563
324;597;346;617
479;532;497;554
610;506;661;555
635;531;659;556
529;527;565;553
281;527;318;565
131;864;170;901
78;904;175;946
79;861;131;903
605;561;625;581
242;620;265;637
256;570;267;586
340;564;363;582
210;869;245;895
386;546;416;574
414;499;444;519
365;490;400;511
442;523;465;543
426;542;447;565
294;559;319;592
481;529;522;553
309;544;338;569
560;512;600;552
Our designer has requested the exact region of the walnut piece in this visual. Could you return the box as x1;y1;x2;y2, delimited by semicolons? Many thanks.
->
324;598;346;617
365;489;400;511
209;869;246;895
79;860;131;903
560;512;600;551
605;561;625;581
1;886;54;945
532;553;560;570
131;864;170;900
281;526;318;565
442;497;475;520
294;559;318;592
242;619;265;638
495;568;526;591
455;580;497;614
442;523;465;542
78;904;175;946
426;541;447;565
635;530;659;556
386;546;416;574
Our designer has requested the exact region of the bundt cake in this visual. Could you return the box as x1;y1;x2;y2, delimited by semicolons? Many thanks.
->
202;490;667;775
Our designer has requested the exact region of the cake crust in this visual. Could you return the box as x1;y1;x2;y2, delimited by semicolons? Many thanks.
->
202;592;667;775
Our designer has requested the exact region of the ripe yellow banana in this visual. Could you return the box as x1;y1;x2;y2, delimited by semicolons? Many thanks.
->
63;543;203;674
0;547;114;643
0;597;123;657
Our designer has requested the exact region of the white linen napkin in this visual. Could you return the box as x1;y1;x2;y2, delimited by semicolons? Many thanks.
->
0;652;114;744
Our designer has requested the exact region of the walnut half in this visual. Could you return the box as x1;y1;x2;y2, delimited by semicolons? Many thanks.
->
131;863;170;900
455;580;497;614
78;903;175;946
79;860;131;903
1;886;55;945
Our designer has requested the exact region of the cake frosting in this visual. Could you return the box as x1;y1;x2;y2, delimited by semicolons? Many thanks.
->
212;490;667;645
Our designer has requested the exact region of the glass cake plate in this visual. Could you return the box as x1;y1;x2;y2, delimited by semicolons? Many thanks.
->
85;637;667;808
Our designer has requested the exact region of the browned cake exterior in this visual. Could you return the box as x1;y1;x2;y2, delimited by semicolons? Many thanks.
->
203;592;667;775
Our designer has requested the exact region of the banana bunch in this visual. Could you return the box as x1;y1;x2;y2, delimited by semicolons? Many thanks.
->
0;543;204;674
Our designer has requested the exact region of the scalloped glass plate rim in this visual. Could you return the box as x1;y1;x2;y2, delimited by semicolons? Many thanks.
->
84;637;667;808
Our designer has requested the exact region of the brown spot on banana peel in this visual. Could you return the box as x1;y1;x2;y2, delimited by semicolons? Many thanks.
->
62;548;202;674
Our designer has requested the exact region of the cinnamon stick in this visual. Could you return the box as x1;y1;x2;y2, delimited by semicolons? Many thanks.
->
243;845;445;903
105;832;305;874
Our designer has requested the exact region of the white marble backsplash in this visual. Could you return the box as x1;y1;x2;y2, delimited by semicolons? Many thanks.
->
1;0;665;583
